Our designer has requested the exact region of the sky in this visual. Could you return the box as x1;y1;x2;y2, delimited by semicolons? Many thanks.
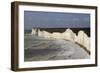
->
24;11;90;30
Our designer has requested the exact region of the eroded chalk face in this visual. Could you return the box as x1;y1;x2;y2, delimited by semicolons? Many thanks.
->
31;28;90;52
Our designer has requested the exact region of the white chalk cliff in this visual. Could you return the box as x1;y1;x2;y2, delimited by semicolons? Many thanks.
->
31;28;36;35
31;28;90;52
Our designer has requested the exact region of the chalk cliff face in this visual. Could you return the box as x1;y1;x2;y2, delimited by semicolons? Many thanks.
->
42;31;51;38
75;31;90;51
62;29;76;42
31;28;36;35
31;28;90;52
51;32;62;39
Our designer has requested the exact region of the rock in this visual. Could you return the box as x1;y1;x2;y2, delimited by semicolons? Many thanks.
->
75;30;90;51
51;32;62;39
31;28;36;35
38;29;43;37
31;28;90;51
42;31;51;38
83;35;90;51
75;31;84;44
62;29;76;42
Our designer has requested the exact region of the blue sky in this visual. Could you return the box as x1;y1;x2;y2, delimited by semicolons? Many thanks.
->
24;11;90;30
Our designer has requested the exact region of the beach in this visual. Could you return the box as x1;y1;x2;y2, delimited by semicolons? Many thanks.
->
24;35;89;61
